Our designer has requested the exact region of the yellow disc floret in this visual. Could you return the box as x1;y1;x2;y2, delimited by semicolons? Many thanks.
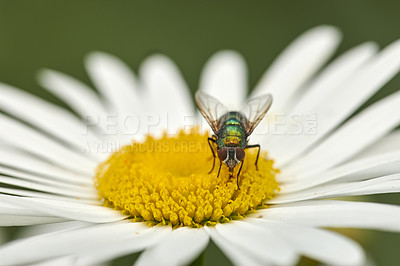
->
94;128;279;227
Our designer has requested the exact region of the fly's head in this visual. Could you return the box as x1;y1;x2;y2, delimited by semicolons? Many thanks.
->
217;147;245;173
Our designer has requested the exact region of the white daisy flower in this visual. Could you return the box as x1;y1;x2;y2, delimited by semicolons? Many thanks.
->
1;25;400;266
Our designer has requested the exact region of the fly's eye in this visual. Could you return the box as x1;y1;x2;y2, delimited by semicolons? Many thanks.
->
235;148;245;161
217;148;228;161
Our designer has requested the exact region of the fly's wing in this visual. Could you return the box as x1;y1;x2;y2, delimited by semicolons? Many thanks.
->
195;91;228;134
239;94;273;136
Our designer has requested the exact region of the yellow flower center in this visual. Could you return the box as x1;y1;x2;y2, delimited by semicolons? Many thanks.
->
94;128;279;227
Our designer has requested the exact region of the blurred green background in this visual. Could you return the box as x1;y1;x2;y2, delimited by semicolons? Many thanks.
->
0;1;399;265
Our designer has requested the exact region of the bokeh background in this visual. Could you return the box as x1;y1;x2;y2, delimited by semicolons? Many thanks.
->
0;1;399;265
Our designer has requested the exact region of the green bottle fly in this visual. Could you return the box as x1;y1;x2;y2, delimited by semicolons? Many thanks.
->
195;91;273;189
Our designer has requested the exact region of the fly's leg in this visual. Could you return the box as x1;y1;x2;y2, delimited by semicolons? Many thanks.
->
236;160;244;190
207;136;217;174
245;144;260;171
217;161;222;178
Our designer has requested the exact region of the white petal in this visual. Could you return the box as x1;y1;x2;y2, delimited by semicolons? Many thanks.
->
0;83;104;161
135;227;209;266
85;52;147;142
0;194;126;223
76;225;171;266
276;39;400;170
247;218;365;266
270;173;400;204
0;221;146;265
139;54;194;136
16;221;91;239
215;221;298;265
280;151;400;193
0;146;92;185
0;187;99;205
85;52;140;114
0;201;45;216
0;201;69;226
0;215;68;226
84;53;142;143
0;165;93;190
140;54;193;114
0;174;97;199
251;25;341;113
258;200;400;231
199;51;247;109
0;114;96;175
259;42;377;157
282;89;400;180
354;129;400;159
291;42;378;114
38;69;108;120
30;256;76;266
204;226;267;266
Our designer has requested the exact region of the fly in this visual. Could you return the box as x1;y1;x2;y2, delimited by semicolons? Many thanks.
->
195;91;273;189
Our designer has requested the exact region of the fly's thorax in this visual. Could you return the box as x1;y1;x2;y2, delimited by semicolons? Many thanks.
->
217;124;247;149
217;136;245;148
